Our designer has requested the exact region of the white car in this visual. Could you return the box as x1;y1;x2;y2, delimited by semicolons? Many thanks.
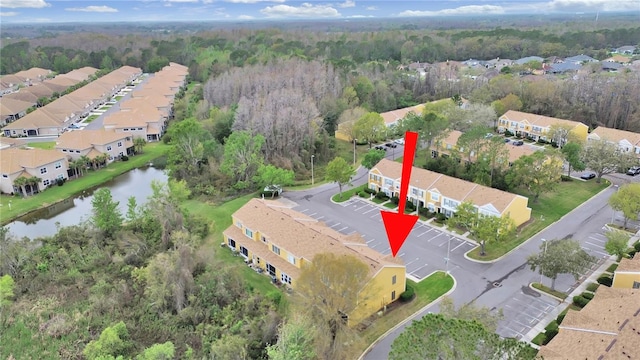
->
393;138;405;145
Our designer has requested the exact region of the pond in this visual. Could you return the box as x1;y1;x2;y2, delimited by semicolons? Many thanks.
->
5;166;168;239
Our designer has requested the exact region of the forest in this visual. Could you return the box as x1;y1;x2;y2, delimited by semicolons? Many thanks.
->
1;15;639;359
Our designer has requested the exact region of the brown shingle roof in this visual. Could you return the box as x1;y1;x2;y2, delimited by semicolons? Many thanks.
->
380;104;425;126
538;287;640;360
589;126;640;146
0;98;33;117
103;106;163;128
0;148;67;174
372;158;526;214
225;199;404;276
3;108;61;130
0;137;26;149
3;91;38;104
500;110;584;129
56;129;132;151
616;253;640;272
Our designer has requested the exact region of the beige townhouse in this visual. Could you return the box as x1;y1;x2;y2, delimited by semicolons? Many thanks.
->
55;129;134;162
587;126;640;158
498;110;588;144
0;147;69;195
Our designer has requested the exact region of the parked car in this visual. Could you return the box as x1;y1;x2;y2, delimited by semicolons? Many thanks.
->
393;139;404;145
580;172;596;180
627;166;640;176
386;143;397;148
263;185;283;196
504;138;511;143
512;140;524;146
375;145;386;151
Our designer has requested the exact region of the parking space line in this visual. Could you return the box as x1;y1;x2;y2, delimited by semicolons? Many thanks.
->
363;207;377;214
299;208;309;213
366;238;375;244
316;216;324;220
417;230;432;237
451;242;468;252
338;226;349;232
410;263;429;275
582;246;609;257
308;212;317;217
330;222;341;228
370;213;380;219
354;205;370;212
404;258;419;266
585;241;604;248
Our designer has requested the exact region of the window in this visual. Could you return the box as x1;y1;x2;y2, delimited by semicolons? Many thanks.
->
272;245;280;255
75;150;80;153
106;145;112;151
2;174;7;178
392;275;397;285
266;263;276;277
55;161;61;169
634;281;640;289
235;220;242;229
288;254;296;265
43;179;50;186
245;228;253;238
261;235;267;243
227;238;236;249
431;192;440;201
281;272;292;285
117;141;123;147
124;128;129;131
57;174;64;180
138;127;143;130
40;167;47;174
62;149;68;152
391;290;396;301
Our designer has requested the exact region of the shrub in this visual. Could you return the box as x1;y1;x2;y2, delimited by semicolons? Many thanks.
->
418;207;429;216
560;175;573;182
586;282;600;292
573;295;590;308
375;192;389;200
364;187;376;195
597;275;613;287
556;313;566;325
581;292;594;300
406;201;416;211
391;196;400;205
56;178;65;186
358;191;368;198
400;284;415;302
606;263;618;273
121;155;129;161
628;249;637;258
544;321;559;343
634;242;640;252
435;213;447;223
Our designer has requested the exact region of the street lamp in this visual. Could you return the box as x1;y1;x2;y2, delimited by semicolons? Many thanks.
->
311;154;315;186
611;185;619;224
445;236;451;274
539;238;547;285
353;138;357;166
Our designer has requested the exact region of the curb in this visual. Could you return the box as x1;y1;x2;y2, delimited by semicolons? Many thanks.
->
357;272;457;360
463;180;613;264
528;283;567;302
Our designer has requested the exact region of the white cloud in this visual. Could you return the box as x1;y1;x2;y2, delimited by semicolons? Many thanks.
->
237;14;255;19
1;0;49;9
399;5;505;17
366;6;378;10
226;0;285;3
0;11;19;16
164;0;199;2
547;0;640;11
261;3;341;17
338;0;355;8
348;14;373;18
66;5;118;13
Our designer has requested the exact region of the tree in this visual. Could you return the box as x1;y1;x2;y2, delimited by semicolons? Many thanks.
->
220;131;265;189
78;155;91;176
581;140;636;183
12;177;27;196
527;238;595;290
446;201;478;233
294;253;369;360
125;196;139;225
361;149;386;170
400;111;449;160
608;183;640;229
0;274;15;326
604;229;631;261
83;321;132;360
337;107;368;142
254;164;294;197
91;188;123;240
353;112;385;148
389;313;535;360
491;94;522;117
561;142;585;177
267;315;317;360
134;137;146;154
325;157;356;197
547;123;576;148
506;151;563;202
136;342;175;360
25;176;42;195
438;296;503;332
478;136;509;186
167;118;207;180
456;125;491;164
474;214;515;256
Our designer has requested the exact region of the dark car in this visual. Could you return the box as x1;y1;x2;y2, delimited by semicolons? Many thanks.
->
580;172;596;180
627;166;640;176
504;138;511;143
375;145;386;151
512;140;524;146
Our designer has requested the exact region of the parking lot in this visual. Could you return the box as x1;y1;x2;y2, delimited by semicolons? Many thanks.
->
296;198;477;281
497;289;560;340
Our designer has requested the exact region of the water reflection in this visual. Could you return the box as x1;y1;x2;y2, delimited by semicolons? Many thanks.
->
6;166;168;239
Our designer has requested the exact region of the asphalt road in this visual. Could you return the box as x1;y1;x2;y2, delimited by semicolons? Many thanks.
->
283;159;633;360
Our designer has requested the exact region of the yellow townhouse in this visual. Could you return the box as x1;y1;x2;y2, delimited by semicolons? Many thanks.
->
369;158;531;227
537;286;640;359
498;110;588;145
0;147;69;195
223;198;406;325
55;129;134;162
334;104;425;142
612;253;640;289
587;126;640;159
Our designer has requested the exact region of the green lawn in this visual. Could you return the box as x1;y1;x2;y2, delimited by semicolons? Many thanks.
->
98;105;112;110
0;143;169;225
357;272;453;354
114;96;124;101
27;141;56;150
182;194;278;296
531;282;568;300
332;184;367;203
84;114;99;123
467;178;609;260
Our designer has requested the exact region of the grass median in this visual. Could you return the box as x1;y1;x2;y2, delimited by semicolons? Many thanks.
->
356;271;454;355
467;178;609;261
0;142;169;225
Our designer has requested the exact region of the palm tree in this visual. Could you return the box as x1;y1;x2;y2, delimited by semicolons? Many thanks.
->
134;137;146;154
25;176;42;195
69;160;80;178
78;155;90;175
13;177;27;196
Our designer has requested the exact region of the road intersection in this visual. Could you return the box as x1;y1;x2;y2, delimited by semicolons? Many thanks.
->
283;155;631;359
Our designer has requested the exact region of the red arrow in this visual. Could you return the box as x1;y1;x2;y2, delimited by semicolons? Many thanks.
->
381;131;419;257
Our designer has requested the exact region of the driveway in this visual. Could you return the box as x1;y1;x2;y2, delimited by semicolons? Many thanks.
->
283;162;621;359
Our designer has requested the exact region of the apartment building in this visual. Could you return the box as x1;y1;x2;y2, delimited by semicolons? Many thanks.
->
612;253;640;289
587;126;640;158
0;147;69;195
55;129;134;162
369;159;531;226
498;110;588;144
223;198;406;325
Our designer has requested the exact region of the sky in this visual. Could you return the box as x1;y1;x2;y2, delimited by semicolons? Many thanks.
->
0;0;638;24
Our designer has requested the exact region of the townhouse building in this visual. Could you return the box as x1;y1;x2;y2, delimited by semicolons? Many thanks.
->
103;104;167;141
498;110;588;144
369;159;531;226
0;147;69;195
612;253;640;289
587;126;640;159
55;129;134;162
223;198;406;325
0;97;33;126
